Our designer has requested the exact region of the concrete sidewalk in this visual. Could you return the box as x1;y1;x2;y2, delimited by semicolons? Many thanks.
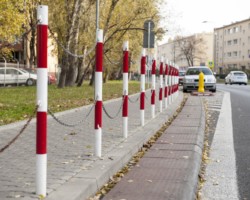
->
102;96;205;200
0;90;205;200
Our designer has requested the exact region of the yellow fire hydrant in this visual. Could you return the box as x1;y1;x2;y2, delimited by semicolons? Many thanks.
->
198;71;205;93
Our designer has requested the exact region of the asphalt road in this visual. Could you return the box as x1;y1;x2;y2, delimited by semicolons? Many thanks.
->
218;83;250;199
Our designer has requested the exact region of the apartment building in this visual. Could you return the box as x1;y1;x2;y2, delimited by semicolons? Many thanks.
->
157;32;213;71
214;18;250;74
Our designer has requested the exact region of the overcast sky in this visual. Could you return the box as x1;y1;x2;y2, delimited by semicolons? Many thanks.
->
159;0;250;43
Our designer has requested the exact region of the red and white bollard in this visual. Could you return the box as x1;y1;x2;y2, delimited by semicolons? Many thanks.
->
176;65;179;97
95;29;103;157
174;65;178;99
159;57;163;112
140;49;146;126
172;64;175;102
36;5;48;197
122;41;129;138
151;56;156;118
164;60;169;109
168;63;173;105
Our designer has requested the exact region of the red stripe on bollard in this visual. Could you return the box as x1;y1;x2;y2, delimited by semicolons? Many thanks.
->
152;60;156;74
96;43;103;72
151;90;155;104
122;95;128;117
159;88;163;100
141;57;146;74
159;62;163;74
140;92;145;110
95;101;102;129
164;87;168;98
36;112;47;154
123;51;129;73
165;64;168;75
37;25;48;68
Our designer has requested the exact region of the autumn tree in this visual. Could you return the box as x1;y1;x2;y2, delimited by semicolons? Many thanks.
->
0;0;25;59
44;0;164;88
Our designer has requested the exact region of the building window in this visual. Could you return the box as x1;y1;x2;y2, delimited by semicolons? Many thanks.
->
235;27;239;32
227;52;231;57
227;40;232;45
233;39;238;45
233;51;237;57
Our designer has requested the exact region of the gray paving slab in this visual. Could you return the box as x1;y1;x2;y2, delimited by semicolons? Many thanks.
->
103;180;193;200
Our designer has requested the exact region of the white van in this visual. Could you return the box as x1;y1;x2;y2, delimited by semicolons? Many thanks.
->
0;67;37;86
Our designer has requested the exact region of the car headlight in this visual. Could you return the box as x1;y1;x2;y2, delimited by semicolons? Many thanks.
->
184;79;194;83
207;78;216;83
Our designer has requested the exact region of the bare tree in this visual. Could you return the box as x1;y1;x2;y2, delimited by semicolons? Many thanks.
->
175;34;207;66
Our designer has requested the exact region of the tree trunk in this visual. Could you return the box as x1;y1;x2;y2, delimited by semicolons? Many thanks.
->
89;66;95;86
58;0;83;87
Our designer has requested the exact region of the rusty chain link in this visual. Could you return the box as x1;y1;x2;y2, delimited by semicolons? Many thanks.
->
102;97;124;119
128;94;140;103
48;100;96;127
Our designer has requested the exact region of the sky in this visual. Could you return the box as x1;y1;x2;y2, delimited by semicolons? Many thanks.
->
159;0;250;43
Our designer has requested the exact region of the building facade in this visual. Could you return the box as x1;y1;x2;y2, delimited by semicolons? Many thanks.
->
214;18;250;75
157;32;214;71
0;37;58;76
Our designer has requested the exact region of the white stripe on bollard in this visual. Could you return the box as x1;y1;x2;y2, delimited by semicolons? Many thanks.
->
36;154;47;196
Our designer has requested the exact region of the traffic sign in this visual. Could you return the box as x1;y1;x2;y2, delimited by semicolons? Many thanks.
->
143;20;155;48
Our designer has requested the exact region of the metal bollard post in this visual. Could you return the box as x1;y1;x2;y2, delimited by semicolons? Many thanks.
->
36;5;48;197
122;41;129;138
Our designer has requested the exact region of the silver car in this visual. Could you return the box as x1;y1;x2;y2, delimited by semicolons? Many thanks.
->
0;67;37;86
183;66;216;92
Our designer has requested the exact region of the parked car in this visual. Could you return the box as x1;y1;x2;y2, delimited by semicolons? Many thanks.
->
225;71;248;85
183;66;216;92
23;68;57;84
178;70;186;85
0;67;37;86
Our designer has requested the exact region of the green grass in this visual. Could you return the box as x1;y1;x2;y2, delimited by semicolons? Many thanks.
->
0;81;141;126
